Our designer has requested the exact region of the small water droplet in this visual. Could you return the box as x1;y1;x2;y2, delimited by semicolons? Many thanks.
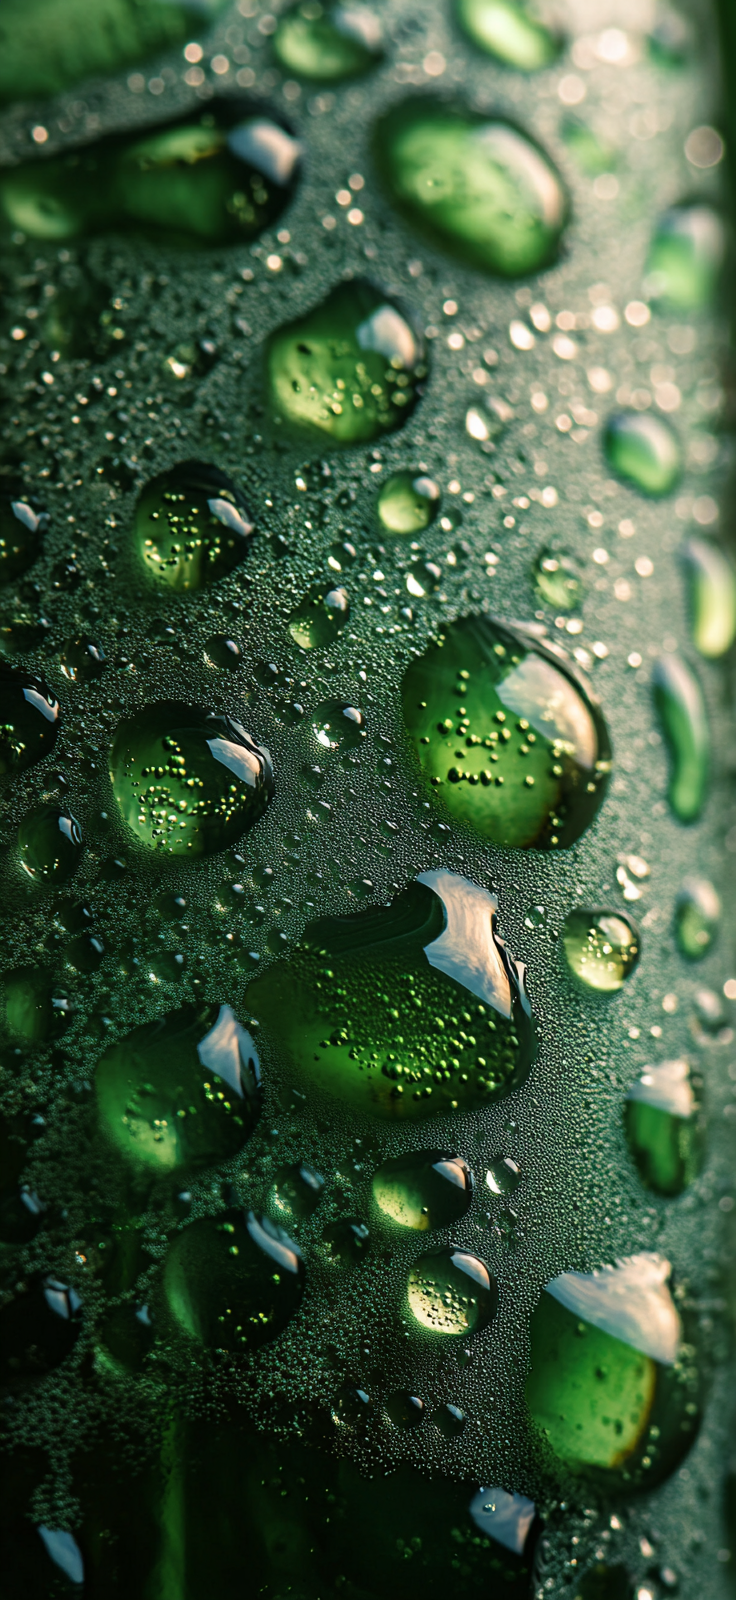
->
682;537;736;658
0;665;60;779
604;412;681;497
625;1058;702;1196
675;876;720;959
377;471;440;535
289;585;350;649
652;653;709;823
0;493;48;582
485;1155;521;1195
407;1246;497;1336
372;1151;473;1230
163;1209;304;1350
18;804;83;885
563;907;640;993
532;547;585;610
646;203;725;310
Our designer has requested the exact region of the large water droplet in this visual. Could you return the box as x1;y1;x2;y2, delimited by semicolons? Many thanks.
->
95;1004;261;1180
267;280;427;442
273;1;384;81
407;1245;497;1336
562;908;640;993
18;805;83;885
246;871;534;1119
163;1209;305;1350
377;470;440;535
372;1151;473;1230
0;494;47;582
604;412;681;496
532;547;584;611
675;875;720;959
110;701;274;854
652;653;709;823
288;585;350;649
134;461;253;592
402;616;612;848
624;1059;702;1196
454;0;561;70
375;100;568;275
0;666;60;780
682;537;736;658
646;203;725;310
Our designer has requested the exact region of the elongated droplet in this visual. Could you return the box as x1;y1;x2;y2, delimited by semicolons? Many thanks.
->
682;537;736;658
652;653;709;823
604;412;681;496
267;280;426;442
675;875;721;959
163;1210;304;1350
646;203;726;310
273;1;384;81
454;0;561;70
374;99;567;275
562;907;640;993
134;461;253;592
372;1151;473;1230
401;615;611;849
407;1246;497;1336
624;1058;702;1196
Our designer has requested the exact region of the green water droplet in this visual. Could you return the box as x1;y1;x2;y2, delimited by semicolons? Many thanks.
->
624;1058;702;1196
321;1218;370;1265
246;871;534;1120
675;875;720;959
485;1155;521;1195
562;908;640;993
58;636;107;682
273;1;384;81
432;1401;467;1436
267;280;426;443
18;805;83;885
454;0;561;70
134;462;253;593
289;586;350;650
652;653;709;823
560;115;617;176
385;1390;425;1429
372;1151;473;1230
310;698;365;751
646;203;725;310
0;495;47;583
110;701;274;855
95;1004;261;1180
532;547;584;610
163;1209;304;1350
374;99;568;275
604;412;681;497
3;967;72;1048
401;615;612;849
0;107;301;246
205;635;242;672
377;471;441;535
268;1162;325;1222
0;666;60;780
682;537;736;658
407;1246;497;1337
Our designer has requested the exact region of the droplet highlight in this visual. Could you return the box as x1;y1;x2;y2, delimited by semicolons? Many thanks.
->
372;1151;473;1230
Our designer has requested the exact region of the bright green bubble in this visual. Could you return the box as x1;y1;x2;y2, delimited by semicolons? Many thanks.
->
652;653;709;823
372;1151;473;1230
273;1;383;81
407;1246;497;1336
624;1058;703;1197
18;805;83;885
604;412;681;497
133;461;253;592
401;615;612;849
163;1209;304;1350
532;548;584;610
682;536;736;658
454;0;561;70
562;908;640;994
377;471;441;535
646;203;725;310
675;875;720;959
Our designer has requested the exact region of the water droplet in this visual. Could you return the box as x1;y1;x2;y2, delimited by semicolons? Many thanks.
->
0;665;60;779
562;908;640;992
372;1151;473;1230
385;1390;425;1428
454;0;561;70
110;701;274;854
646;203;725;310
375;99;568;275
134;462;253;592
289;586;350;649
402;615;611;848
0;494;47;582
163;1209;304;1350
652;653;709;823
561;116;616;175
0;1274;82;1383
321;1217;370;1265
95;1004;261;1180
246;871;534;1119
274;1;384;81
268;1162;325;1221
407;1246;497;1337
485;1155;521;1195
18;804;83;885
625;1058;702;1196
526;1255;700;1486
682;537;736;658
432;1401;467;1435
532;547;584;611
99;1300;155;1374
267;280;427;443
3;966;72;1047
309;698;365;752
675;876;720;959
377;471;440;535
604;412;681;497
205;635;242;672
0;105;301;244
58;636;107;682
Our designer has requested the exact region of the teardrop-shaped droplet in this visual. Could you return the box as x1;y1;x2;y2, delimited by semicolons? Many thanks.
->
163;1209;304;1350
407;1245;497;1336
646;203;726;310
273;1;384;81
289;585;350;649
110;701;274;854
525;1255;700;1487
134;461;253;592
532;547;584;610
401;615;612;849
0;104;301;245
562;907;640;993
624;1059;702;1196
267;280;427;443
246;871;535;1119
604;412;681;496
374;99;568;275
652;653;709;823
18;804;83;885
0;493;48;582
372;1151;473;1230
682;537;736;658
675;875;720;959
454;0;561;70
0;665;60;780
95;1004;261;1180
377;471;440;535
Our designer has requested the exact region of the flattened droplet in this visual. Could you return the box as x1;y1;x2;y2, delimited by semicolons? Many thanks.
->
163;1209;304;1350
562;907;640;993
274;1;384;82
604;412;681;496
652;653;709;822
682;537;736;658
454;0;561;71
